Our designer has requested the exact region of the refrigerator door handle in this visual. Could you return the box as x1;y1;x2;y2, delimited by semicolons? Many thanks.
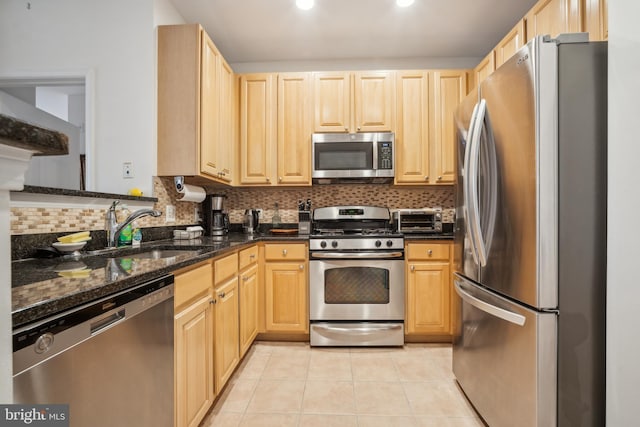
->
454;279;526;326
463;102;482;265
467;99;488;266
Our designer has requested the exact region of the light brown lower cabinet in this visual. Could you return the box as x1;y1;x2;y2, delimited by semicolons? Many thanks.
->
174;262;215;427
239;263;259;357
405;242;453;336
263;243;309;334
213;254;240;394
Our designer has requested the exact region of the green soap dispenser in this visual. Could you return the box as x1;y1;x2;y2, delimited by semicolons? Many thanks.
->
118;204;133;246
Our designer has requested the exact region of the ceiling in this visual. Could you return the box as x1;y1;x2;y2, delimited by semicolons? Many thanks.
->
169;0;538;69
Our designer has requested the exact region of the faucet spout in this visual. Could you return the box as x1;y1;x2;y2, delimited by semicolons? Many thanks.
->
106;204;162;248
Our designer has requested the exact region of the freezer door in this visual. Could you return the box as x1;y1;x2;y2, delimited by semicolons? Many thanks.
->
477;37;558;309
453;90;480;282
453;274;557;427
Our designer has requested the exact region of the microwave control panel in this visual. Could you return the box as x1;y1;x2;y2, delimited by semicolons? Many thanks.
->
378;142;393;169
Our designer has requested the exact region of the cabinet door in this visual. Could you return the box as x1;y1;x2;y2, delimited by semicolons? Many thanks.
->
264;261;308;333
239;264;259;357
525;0;582;42
217;58;234;182
313;72;351;132
395;71;431;184
354;71;395;132
433;71;466;184
473;51;496;88
214;276;240;394
584;0;608;41
406;262;451;335
175;295;214;427
277;73;312;185
200;31;221;178
239;73;277;184
495;19;527;67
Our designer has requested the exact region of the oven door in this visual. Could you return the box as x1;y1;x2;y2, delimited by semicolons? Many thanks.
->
309;256;405;321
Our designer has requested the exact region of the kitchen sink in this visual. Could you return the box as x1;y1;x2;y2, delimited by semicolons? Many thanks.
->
124;249;201;260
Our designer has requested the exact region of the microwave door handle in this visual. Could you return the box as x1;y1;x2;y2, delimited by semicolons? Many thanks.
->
463;102;481;265
454;279;526;326
468;99;488;266
372;138;379;171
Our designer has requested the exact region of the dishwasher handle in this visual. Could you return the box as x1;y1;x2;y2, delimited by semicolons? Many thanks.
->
90;309;126;335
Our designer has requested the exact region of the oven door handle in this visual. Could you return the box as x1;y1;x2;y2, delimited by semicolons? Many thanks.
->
310;251;404;259
312;324;403;334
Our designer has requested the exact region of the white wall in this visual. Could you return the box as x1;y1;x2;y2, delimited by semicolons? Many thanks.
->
607;0;640;424
0;91;82;190
0;0;157;195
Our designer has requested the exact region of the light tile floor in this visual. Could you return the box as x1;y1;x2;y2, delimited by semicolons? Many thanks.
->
200;342;485;427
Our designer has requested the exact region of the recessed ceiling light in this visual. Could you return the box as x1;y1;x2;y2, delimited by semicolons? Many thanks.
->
397;0;415;7
296;0;314;10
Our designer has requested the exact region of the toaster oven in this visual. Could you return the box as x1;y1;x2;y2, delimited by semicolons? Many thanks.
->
393;208;443;234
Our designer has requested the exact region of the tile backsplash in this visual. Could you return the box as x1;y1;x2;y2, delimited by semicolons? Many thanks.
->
10;177;454;235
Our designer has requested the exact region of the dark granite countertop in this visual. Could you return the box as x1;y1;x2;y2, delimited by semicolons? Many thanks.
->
11;232;307;328
0;114;69;155
11;229;453;328
13;185;158;202
404;233;454;241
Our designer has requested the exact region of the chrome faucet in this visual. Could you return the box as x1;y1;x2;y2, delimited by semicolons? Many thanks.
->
105;201;162;248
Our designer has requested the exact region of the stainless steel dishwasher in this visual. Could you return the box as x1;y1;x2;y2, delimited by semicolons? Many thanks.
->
13;275;174;427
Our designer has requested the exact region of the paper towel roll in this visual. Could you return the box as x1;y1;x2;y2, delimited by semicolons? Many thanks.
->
176;183;206;203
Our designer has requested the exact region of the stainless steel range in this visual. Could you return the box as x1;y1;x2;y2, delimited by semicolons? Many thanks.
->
309;206;405;346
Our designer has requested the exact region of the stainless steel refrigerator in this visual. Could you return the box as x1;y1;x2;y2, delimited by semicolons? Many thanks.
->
452;34;607;427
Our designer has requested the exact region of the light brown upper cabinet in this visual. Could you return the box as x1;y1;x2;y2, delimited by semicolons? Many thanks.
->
158;24;234;185
238;73;312;186
495;19;527;68
277;73;313;186
584;0;608;41
395;71;432;185
433;71;466;184
472;51;496;89
239;74;277;185
525;0;582;42
313;71;395;133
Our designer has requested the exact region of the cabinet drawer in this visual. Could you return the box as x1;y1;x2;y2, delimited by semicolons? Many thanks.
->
174;261;212;310
239;245;258;271
264;243;307;261
214;252;238;284
407;243;450;261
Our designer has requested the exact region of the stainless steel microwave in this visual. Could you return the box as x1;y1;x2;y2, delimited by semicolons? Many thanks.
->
311;132;395;184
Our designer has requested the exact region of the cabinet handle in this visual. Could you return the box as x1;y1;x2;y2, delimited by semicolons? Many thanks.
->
266;177;270;183
427;249;433;255
410;265;415;272
357;126;361;131
299;264;304;270
437;176;442;180
279;176;282;182
344;126;349;131
207;162;216;168
424;176;429;181
282;249;288;256
249;254;256;259
243;276;249;282
210;299;216;305
218;292;226;298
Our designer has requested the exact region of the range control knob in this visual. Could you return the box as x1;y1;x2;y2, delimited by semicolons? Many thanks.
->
375;240;382;247
320;241;327;249
331;241;339;248
386;240;394;247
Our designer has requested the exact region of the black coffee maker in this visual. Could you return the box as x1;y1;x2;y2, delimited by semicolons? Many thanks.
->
203;194;229;236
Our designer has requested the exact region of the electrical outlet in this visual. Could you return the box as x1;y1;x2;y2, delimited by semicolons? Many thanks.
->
165;205;176;223
122;162;133;179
